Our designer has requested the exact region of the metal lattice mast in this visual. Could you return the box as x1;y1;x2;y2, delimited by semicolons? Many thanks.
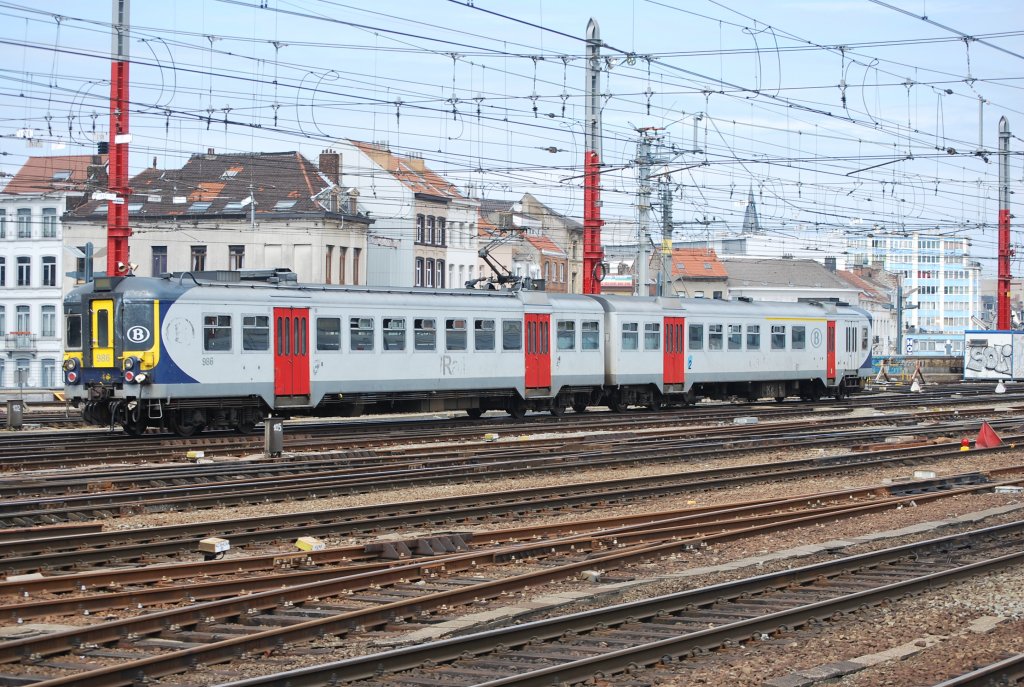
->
583;18;604;294
998;116;1012;330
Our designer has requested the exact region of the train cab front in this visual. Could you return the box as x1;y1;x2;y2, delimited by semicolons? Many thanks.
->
63;276;159;433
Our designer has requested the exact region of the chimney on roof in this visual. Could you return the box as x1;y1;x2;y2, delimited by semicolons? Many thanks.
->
152;156;157;169
319;149;341;186
207;148;215;155
405;154;425;172
348;188;359;215
824;256;837;272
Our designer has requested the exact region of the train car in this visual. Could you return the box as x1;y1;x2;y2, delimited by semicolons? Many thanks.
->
62;274;607;435
63;274;872;436
595;295;872;409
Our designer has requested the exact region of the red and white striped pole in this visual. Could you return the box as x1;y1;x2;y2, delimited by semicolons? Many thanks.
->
107;0;132;277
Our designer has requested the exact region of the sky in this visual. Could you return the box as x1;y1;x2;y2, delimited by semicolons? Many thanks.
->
0;0;1021;274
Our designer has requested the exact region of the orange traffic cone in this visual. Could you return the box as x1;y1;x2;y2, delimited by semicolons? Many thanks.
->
975;422;1003;449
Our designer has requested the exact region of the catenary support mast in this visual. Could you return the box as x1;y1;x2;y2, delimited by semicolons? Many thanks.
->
998;116;1012;330
107;0;132;277
583;18;604;294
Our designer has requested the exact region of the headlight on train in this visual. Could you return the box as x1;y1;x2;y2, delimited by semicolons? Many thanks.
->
123;357;146;384
63;358;79;371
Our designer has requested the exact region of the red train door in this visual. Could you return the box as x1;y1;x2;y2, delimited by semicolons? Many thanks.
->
274;307;310;397
524;313;551;388
663;316;686;384
826;320;836;381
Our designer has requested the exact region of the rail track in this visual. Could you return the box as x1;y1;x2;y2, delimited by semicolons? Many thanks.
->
0;483;1019;687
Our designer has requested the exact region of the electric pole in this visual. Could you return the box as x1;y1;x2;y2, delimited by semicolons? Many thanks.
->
107;0;132;277
998;116;1012;330
583;18;604;294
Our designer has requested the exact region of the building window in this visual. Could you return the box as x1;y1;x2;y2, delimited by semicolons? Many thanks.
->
0;209;6;238
0;257;5;286
229;245;245;270
427;216;435;245
558;263;565;283
203;315;232;351
16;209;31;239
41;358;56;387
15;304;29;333
16;256;30;286
415;257;424;287
150;247;166;276
544;261;551;283
352;248;361;284
42;256;56;287
325;245;333;284
437;217;446;246
42;208;57;237
0;305;5;335
436;259;445;288
416;215;425;244
338;247;347;285
191;246;207;272
14;358;29;387
425;258;434;287
41;305;56;337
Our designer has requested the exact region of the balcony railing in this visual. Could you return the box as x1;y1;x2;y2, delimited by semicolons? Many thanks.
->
4;332;37;351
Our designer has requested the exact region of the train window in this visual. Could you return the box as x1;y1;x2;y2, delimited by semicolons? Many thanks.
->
502;320;522;351
349;317;374;351
243;316;270;351
203;315;232;352
65;314;82;349
792;326;806;350
621;322;639;351
446;319;467;351
644;323;660;351
474;319;495;350
728;324;742;350
96;309;110;349
383;318;406;351
771;325;786;350
540;320;549;354
582;321;600;351
708;324;723;351
688;324;703;350
557;320;576;351
298;317;307;356
746;325;760;350
414;318;436;351
861;327;869;351
316;318;341;351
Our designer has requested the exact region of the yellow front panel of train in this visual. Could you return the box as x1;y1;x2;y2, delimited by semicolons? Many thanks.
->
91;299;115;368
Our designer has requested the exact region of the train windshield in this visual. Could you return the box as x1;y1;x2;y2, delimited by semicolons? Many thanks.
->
65;314;82;350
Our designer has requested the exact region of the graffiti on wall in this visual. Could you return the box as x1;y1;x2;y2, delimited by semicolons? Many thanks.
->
965;340;1012;377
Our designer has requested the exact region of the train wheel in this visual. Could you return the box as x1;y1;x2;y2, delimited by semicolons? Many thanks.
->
572;403;588;414
608;397;625;413
234;419;259;434
646;393;663;412
834;383;847;401
465;408;484;419
774;396;786;403
507;398;527;419
121;401;147;436
550;404;566;417
169;410;205;438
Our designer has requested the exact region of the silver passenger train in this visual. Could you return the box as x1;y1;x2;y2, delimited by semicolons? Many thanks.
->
62;273;873;436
